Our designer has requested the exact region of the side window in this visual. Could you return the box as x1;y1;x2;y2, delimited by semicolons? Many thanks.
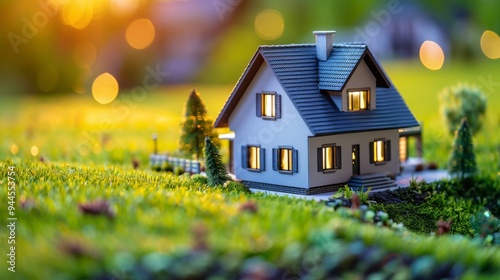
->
256;92;281;119
241;145;265;171
369;139;391;164
317;144;341;172
272;146;298;174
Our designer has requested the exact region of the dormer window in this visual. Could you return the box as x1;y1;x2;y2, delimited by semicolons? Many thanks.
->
348;89;370;111
256;92;281;120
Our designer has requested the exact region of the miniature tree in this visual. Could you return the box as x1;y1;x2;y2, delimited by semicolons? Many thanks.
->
439;83;487;136
179;89;219;160
448;118;477;180
204;137;231;186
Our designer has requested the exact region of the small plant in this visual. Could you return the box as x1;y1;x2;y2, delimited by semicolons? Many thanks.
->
448;118;477;180
204;137;231;186
331;185;374;206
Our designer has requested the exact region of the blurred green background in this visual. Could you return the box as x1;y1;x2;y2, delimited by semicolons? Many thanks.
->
0;0;499;172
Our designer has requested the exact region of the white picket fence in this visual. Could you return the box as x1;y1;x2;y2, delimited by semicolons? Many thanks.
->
150;154;201;174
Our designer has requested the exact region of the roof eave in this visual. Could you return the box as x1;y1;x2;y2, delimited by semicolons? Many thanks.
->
214;48;264;128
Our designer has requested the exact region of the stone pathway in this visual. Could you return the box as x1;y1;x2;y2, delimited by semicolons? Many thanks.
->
249;169;451;202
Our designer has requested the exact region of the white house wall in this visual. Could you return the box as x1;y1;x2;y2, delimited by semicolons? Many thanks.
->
341;59;377;110
308;129;399;187
228;61;313;189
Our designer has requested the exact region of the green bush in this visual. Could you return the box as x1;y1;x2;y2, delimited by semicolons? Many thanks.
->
223;181;251;194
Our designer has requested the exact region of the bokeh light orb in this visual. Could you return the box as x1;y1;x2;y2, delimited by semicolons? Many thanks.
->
92;73;119;104
61;0;93;30
73;41;97;69
31;146;39;157
126;18;156;50
254;9;285;40
37;64;59;92
11;144;19;155
419;40;444;70
480;30;500;59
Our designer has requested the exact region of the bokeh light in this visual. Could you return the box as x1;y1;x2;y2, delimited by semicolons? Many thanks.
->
11;144;18;155
126;18;156;50
61;0;93;30
419;41;444;70
254;9;285;40
73;41;97;69
92;73;119;104
111;0;139;16
37;64;59;92
480;30;500;59
31;146;39;156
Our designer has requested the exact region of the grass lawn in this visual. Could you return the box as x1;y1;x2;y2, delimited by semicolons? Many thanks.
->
0;59;499;278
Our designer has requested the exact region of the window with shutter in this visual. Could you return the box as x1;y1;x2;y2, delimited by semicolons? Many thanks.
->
256;92;281;120
371;139;390;164
318;144;342;172
244;145;265;171
274;146;297;174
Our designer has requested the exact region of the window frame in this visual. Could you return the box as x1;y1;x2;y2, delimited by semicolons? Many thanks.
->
317;144;342;173
272;146;298;174
348;88;371;111
256;91;281;120
369;138;391;165
241;145;265;172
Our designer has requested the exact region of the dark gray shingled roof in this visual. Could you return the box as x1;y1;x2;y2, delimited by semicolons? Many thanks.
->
214;43;419;136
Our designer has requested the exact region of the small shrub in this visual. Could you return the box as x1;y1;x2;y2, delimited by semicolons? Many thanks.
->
174;166;185;176
427;162;438;170
191;174;208;185
163;162;174;173
224;181;251;194
415;163;425;172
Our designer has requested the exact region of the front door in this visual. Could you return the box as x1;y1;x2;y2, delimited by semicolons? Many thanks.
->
352;145;360;175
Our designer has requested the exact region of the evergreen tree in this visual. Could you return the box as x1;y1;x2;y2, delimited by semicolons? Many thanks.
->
448;118;477;179
179;89;219;160
204;137;231;186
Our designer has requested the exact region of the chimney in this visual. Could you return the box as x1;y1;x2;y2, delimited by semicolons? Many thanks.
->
313;31;335;61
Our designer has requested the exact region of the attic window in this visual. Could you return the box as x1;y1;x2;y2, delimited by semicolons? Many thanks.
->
348;89;370;111
256;92;281;119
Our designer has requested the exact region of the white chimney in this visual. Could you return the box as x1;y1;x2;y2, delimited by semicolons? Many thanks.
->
313;31;336;61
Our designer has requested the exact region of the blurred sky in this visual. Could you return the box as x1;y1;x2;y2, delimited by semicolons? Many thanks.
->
0;0;499;100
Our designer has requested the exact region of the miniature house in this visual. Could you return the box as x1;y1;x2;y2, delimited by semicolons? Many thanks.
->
215;31;419;195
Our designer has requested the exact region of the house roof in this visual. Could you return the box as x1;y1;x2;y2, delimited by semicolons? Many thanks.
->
214;43;418;136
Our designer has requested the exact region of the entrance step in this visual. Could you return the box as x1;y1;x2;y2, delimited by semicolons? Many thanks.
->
347;173;399;191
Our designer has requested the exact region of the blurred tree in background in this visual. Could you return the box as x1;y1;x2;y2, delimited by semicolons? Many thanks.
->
179;89;219;160
439;83;487;136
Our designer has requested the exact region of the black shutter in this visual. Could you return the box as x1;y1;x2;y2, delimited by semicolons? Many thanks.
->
385;140;391;161
317;148;324;172
275;94;281;119
336;146;342;169
369;142;374;164
256;93;262;117
272;148;278;171
292;149;298;173
260;148;265;171
241;146;248;169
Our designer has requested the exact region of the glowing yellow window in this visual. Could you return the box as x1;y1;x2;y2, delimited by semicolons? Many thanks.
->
348;90;370;111
262;94;275;117
373;140;385;163
322;146;341;171
248;146;260;170
280;148;292;171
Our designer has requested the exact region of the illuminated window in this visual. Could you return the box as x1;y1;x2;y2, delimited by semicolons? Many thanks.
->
241;145;265;171
248;146;260;170
272;147;298;173
318;145;341;172
370;139;391;164
256;92;281;119
348;90;370;111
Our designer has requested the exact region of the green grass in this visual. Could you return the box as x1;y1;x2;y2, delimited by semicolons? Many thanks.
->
1;161;500;279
